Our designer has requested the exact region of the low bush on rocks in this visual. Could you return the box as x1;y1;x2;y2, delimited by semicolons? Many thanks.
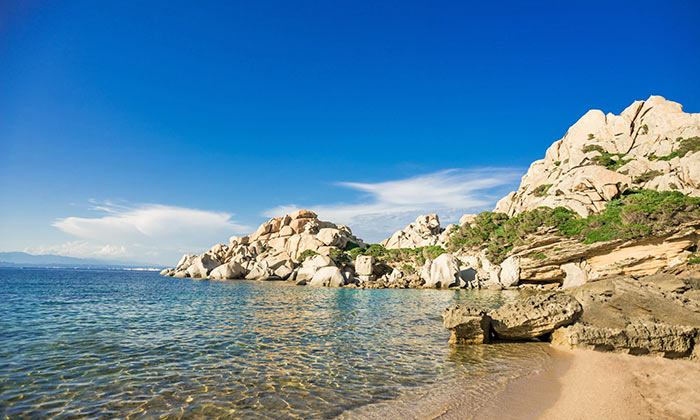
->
633;169;662;184
582;144;633;171
449;190;700;263
345;243;446;267
648;136;700;161
297;249;319;263
533;184;553;197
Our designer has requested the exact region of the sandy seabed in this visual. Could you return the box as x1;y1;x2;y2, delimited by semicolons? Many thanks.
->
472;347;700;420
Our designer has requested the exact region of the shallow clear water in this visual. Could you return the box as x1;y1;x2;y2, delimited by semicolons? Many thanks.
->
0;268;548;419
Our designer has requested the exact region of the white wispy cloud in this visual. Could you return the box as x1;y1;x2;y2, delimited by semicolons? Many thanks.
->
41;203;252;265
263;168;520;242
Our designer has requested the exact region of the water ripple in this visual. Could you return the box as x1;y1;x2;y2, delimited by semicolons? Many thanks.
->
0;268;539;419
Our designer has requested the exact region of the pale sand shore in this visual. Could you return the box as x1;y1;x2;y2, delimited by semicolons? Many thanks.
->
473;347;700;420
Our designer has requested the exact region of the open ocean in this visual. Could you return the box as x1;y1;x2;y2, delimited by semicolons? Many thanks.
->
0;268;550;419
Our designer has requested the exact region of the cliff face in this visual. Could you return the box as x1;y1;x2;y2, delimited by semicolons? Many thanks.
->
495;95;700;217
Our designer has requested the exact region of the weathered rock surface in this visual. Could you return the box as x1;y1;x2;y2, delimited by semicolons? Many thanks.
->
442;306;491;344
381;214;444;249
500;221;699;287
309;266;348;287
354;255;375;276
423;253;466;289
489;293;583;339
209;262;246;280
495;96;700;217
552;275;700;358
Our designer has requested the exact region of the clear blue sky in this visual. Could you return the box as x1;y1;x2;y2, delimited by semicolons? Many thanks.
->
1;0;699;265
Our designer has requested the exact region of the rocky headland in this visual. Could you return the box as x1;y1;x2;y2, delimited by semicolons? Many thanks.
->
162;95;700;361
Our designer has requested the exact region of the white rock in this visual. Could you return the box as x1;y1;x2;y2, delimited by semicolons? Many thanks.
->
209;262;246;280
309;266;347;287
355;255;375;276
381;214;443;249
499;256;521;287
185;253;221;278
561;260;589;288
426;254;465;289
317;228;347;248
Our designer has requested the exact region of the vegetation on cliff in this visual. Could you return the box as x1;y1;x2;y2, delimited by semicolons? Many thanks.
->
449;190;700;263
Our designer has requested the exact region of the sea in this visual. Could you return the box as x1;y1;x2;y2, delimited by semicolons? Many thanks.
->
0;268;551;419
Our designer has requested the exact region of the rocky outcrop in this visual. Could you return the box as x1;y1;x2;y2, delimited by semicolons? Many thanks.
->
495;96;700;217
488;293;583;340
442;306;491;344
162;210;364;282
495;221;699;287
442;263;700;360
381;214;445;249
551;273;700;358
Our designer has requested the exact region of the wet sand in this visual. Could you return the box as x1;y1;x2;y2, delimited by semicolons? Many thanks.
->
474;347;700;420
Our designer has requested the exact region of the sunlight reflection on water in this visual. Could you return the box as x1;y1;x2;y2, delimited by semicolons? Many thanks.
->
0;269;542;419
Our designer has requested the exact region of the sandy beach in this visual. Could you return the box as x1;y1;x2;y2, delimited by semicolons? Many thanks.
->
473;347;700;420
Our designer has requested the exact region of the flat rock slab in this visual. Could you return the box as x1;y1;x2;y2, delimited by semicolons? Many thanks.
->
489;293;583;340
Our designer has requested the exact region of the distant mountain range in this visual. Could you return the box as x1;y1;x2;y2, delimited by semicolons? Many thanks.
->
0;252;163;269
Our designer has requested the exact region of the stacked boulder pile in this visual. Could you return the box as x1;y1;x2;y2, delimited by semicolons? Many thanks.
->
160;210;475;289
161;210;365;285
380;214;453;249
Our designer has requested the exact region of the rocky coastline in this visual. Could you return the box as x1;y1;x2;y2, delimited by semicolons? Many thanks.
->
162;96;700;361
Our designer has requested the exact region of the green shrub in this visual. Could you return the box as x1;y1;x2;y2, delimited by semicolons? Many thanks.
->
648;137;700;161
582;144;632;171
530;253;547;260
329;248;350;264
401;264;416;273
448;190;700;264
423;245;445;260
633;170;662;184
344;241;361;251
533;184;553;197
554;161;561;166
297;249;319;263
582;144;605;154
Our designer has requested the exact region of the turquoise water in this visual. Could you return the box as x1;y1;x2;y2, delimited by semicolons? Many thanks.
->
0;268;548;419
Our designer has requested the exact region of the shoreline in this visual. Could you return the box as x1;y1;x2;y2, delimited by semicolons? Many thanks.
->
475;347;700;420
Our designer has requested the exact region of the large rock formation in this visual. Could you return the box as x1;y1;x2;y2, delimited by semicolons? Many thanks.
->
552;271;700;358
495;96;700;217
162;210;364;281
443;264;700;360
495;220;700;287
